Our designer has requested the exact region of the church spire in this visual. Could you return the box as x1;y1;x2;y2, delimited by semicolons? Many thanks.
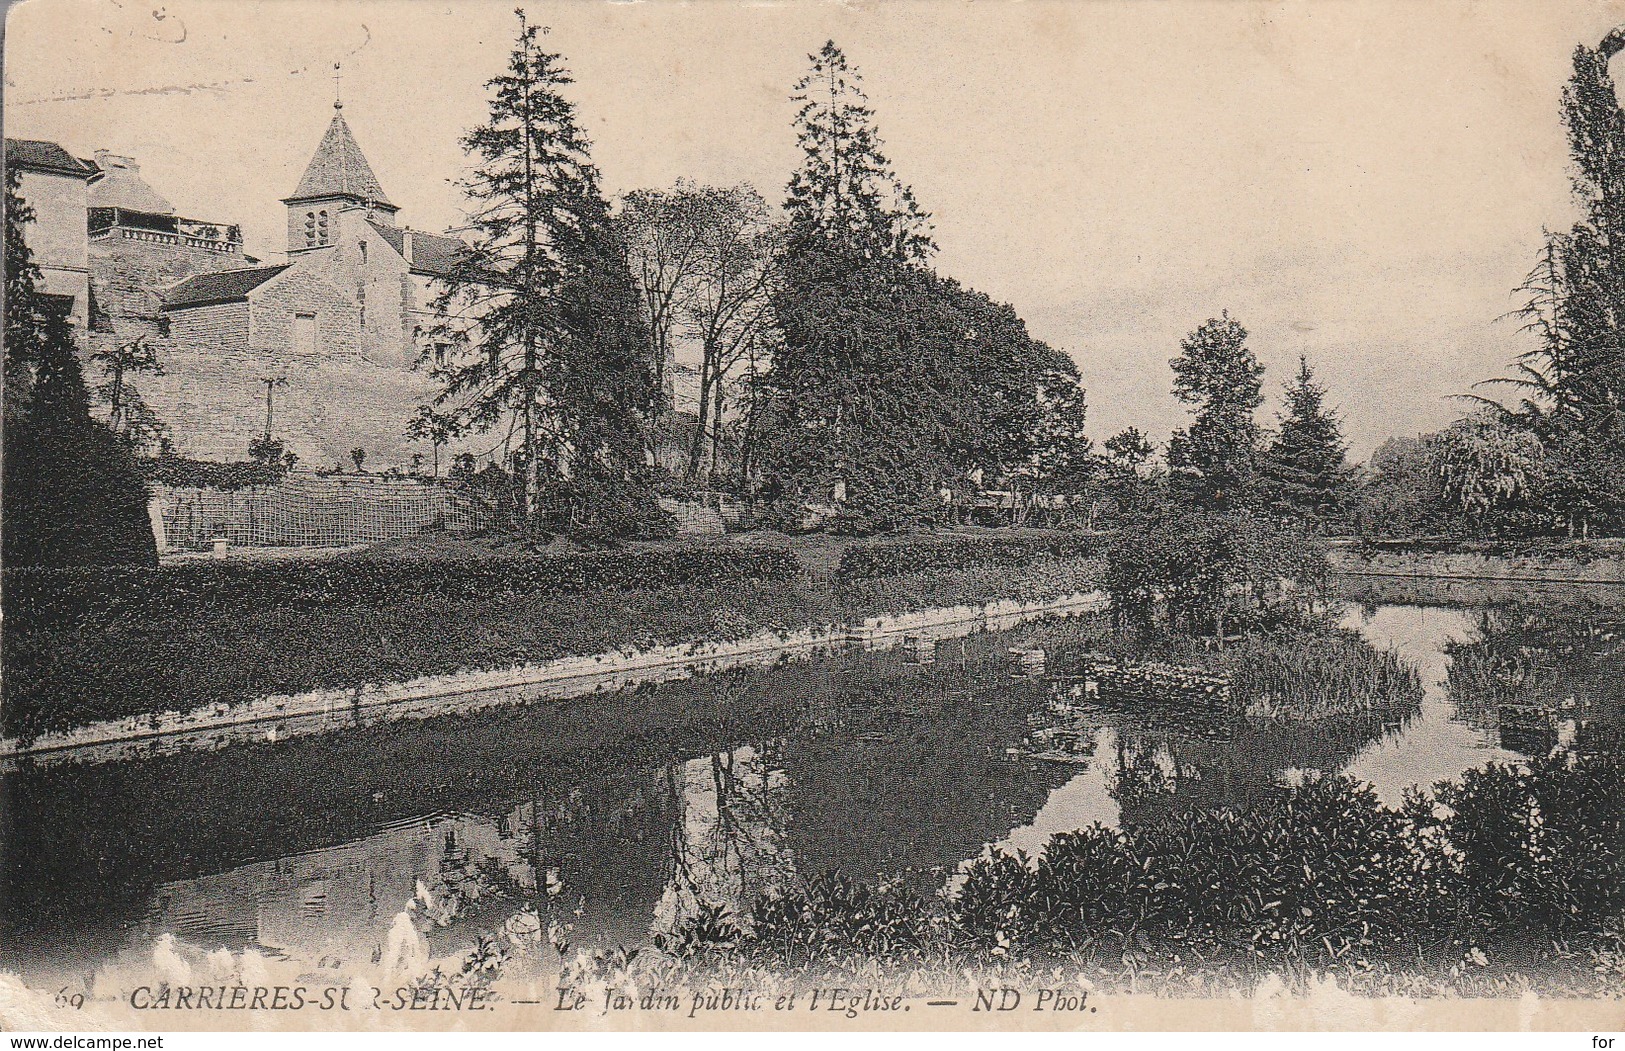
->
283;91;395;210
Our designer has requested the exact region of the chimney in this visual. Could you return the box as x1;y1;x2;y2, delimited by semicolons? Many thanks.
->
403;229;413;264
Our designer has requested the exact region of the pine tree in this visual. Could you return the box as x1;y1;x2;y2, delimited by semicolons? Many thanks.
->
425;10;661;536
1166;311;1264;511
1260;356;1351;522
4;168;156;566
759;42;946;529
785;41;933;263
759;41;1074;531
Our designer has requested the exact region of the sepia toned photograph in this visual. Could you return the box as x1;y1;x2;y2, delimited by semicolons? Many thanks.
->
0;0;1622;1036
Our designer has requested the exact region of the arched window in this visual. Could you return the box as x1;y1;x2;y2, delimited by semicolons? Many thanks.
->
358;240;367;264
304;211;317;247
317;210;329;245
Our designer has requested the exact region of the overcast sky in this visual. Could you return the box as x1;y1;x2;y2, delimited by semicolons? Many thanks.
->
6;0;1621;458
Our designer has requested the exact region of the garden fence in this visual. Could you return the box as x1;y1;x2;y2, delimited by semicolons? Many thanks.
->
155;472;489;549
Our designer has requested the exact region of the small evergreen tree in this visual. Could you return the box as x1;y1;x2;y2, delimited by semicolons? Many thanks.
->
1166;311;1264;511
91;336;167;451
1260;356;1351;523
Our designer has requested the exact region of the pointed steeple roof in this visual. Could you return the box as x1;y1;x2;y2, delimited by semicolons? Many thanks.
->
285;103;395;209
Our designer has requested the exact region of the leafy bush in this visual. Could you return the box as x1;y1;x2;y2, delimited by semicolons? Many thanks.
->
1430;754;1625;930
1103;507;1330;632
835;529;1099;582
955;776;1433;966
747;872;936;964
673;754;1624;980
3;544;802;631
141;455;287;490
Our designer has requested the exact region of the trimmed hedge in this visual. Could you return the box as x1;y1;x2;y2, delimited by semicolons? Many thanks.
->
1348;537;1625;566
2;555;1105;741
835;529;1101;582
3;544;803;631
142;456;287;490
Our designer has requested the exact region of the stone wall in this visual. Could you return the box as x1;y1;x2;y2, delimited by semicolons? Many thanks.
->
88;227;243;356
17;167;90;332
248;263;360;361
164;300;250;356
139;343;453;469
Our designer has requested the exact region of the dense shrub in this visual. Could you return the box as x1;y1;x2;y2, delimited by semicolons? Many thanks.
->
746;872;937;965
954;776;1434;966
1103;507;1330;632
1431;754;1625;930
141;456;287;491
674;754;1624;979
3;544;802;631
3;313;158;568
835;529;1100;581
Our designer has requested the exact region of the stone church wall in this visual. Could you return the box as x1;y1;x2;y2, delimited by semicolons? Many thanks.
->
248;265;360;361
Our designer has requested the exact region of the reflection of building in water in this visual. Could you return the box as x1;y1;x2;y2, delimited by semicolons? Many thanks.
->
138;766;690;970
145;813;528;967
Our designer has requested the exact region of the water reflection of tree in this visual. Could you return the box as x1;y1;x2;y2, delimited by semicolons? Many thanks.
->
1105;710;1413;829
778;665;1069;896
1445;607;1625;739
653;742;796;937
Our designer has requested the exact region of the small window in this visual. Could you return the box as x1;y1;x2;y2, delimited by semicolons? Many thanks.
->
359;241;367;264
292;312;317;355
434;342;450;367
357;287;366;330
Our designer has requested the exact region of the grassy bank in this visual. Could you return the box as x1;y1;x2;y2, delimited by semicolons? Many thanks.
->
1;541;1102;741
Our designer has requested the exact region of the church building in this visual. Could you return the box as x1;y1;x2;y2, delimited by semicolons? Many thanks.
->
148;100;478;469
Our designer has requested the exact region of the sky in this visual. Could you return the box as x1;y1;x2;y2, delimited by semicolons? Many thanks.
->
5;0;1622;459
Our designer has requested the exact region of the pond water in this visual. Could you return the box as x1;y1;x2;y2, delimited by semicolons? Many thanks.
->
4;578;1623;994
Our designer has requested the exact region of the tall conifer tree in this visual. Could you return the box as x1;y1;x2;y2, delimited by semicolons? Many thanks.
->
4;168;156;565
426;10;658;534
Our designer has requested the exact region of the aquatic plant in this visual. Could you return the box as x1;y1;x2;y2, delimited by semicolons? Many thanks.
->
1226;630;1422;720
1100;624;1421;721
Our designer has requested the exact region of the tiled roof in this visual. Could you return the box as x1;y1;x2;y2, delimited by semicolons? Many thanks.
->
5;138;96;179
88;161;175;215
367;221;469;277
163;265;289;309
286;107;395;208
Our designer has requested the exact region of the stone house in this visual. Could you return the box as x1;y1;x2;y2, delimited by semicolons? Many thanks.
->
5;138;96;334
